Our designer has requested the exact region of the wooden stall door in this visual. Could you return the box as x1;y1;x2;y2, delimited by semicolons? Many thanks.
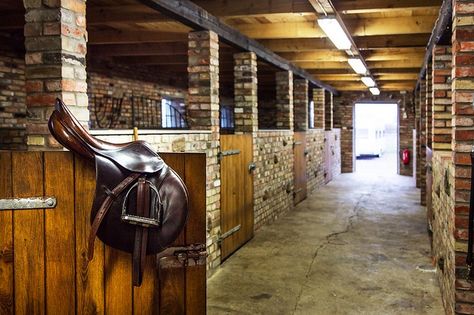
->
324;132;333;184
0;151;206;315
220;134;254;261
293;132;307;205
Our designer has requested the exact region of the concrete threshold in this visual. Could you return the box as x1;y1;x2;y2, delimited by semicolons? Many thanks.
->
207;162;444;315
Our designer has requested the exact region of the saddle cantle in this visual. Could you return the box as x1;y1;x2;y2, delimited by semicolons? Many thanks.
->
48;99;189;286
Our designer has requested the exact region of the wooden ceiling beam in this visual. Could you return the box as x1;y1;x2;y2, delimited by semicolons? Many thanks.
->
139;0;337;93
334;0;442;14
259;35;430;52
88;30;188;45
231;16;437;39
279;50;425;62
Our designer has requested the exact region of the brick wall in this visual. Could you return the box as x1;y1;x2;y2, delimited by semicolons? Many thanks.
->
420;80;427;205
432;45;452;151
293;79;308;131
451;1;474;313
325;90;333;130
253;130;294;229
333;91;415;175
87;68;186;129
306;129;326;194
0;53;26;150
313;88;325;129
426;61;433;149
330;129;342;178
432;151;455;314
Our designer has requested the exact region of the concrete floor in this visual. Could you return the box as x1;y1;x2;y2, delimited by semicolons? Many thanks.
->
207;155;444;315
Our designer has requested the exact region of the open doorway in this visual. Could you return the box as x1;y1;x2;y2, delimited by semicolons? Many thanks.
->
355;103;398;174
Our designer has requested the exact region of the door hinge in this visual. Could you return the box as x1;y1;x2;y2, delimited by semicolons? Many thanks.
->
157;243;207;269
217;149;240;162
217;225;241;245
293;141;303;148
0;197;57;211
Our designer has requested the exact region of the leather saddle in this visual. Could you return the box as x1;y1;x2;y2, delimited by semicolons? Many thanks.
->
48;99;189;286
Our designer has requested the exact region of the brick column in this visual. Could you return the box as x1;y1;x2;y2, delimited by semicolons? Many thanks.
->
452;2;474;312
415;89;421;188
275;71;293;130
426;61;433;149
325;91;333;130
420;79;427;205
293;79;308;131
313;88;325;129
24;0;89;149
187;30;221;268
233;52;258;134
432;45;452;151
188;30;220;131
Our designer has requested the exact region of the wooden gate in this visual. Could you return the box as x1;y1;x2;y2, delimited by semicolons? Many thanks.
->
220;134;254;261
293;132;307;204
0;151;206;315
324;131;334;184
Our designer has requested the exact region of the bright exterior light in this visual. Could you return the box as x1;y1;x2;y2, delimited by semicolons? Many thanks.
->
317;18;352;50
370;87;381;95
348;58;367;74
361;76;376;87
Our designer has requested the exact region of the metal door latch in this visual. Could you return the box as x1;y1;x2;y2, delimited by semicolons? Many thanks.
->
248;162;256;172
0;197;57;211
157;243;207;268
217;149;240;162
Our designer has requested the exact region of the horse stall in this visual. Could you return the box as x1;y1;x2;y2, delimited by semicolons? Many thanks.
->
0;151;206;315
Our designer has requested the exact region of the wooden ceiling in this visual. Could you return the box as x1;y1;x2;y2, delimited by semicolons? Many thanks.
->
0;0;443;92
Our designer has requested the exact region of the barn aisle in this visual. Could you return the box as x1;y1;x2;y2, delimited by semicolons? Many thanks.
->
207;170;444;314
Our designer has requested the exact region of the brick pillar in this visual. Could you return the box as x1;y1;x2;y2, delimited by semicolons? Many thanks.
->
452;2;474;311
432;45;452;151
24;0;89;149
420;79;427;205
293;79;308;131
275;71;293;130
187;30;221;268
188;30;220;131
234;52;258;134
415;89;421;188
313;88;325;129
426;61;433;149
325;91;333;130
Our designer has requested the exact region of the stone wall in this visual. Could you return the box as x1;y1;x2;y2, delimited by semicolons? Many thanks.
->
333;91;415;176
253;130;295;229
0;53;26;150
432;151;455;314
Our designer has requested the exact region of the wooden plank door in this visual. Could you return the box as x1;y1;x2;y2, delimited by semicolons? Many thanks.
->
293;132;307;205
220;134;254;261
0;151;206;315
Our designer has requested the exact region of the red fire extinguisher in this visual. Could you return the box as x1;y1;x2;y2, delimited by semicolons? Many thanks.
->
402;149;410;165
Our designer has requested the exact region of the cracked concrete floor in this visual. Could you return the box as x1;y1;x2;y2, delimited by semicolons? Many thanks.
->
207;161;444;315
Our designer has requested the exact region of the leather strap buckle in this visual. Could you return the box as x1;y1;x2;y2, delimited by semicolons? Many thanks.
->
121;180;162;228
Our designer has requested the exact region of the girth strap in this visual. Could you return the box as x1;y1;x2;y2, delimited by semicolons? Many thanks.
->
88;172;141;261
467;150;474;279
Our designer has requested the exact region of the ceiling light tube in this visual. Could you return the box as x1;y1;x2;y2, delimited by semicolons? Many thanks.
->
317;18;352;50
347;58;367;75
370;87;381;95
361;76;376;87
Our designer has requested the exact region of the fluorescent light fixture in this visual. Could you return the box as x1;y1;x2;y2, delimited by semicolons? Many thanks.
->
317;18;352;50
347;58;367;74
370;87;381;95
361;76;376;87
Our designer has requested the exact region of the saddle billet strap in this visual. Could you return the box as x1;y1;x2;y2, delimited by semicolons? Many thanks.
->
133;177;151;286
467;150;474;280
88;172;142;261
